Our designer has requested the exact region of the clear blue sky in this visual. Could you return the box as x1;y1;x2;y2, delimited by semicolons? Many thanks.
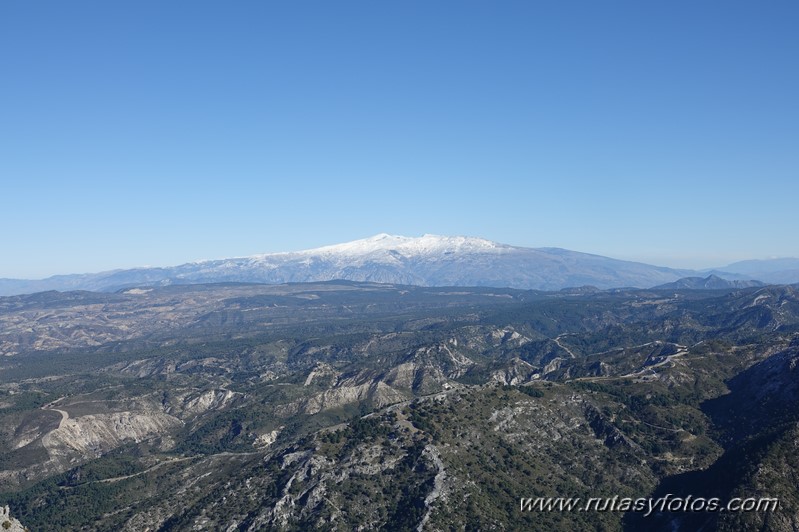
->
2;1;797;278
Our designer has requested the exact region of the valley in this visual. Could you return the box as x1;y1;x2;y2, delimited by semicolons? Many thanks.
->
0;281;798;530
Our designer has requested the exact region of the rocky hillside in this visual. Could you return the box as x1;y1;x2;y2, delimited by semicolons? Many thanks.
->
1;282;798;530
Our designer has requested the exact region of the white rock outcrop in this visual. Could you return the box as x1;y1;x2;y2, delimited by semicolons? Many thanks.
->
0;504;27;532
42;411;182;458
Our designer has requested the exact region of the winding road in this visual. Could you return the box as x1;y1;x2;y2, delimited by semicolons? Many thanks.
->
42;398;70;429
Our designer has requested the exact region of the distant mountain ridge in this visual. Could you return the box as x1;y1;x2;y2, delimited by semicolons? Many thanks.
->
705;258;799;285
653;274;765;290
0;233;789;296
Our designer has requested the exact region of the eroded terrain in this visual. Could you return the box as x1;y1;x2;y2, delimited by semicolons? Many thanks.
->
1;282;798;530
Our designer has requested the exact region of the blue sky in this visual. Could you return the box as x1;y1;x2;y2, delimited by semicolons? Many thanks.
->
1;1;797;278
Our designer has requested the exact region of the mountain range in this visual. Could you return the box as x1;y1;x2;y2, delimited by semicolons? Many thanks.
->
705;258;799;284
0;233;793;296
653;274;766;291
2;281;799;530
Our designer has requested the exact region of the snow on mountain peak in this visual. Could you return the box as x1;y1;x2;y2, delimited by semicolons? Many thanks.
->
288;234;509;258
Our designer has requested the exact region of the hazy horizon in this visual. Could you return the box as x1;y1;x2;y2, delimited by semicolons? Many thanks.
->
3;2;797;279
2;232;796;280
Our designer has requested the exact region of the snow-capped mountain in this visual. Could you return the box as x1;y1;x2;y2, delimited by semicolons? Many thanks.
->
0;234;742;296
283;233;509;256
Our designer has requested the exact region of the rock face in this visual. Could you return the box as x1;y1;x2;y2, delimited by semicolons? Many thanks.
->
181;390;240;417
491;357;538;385
42;412;182;460
0;505;26;532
